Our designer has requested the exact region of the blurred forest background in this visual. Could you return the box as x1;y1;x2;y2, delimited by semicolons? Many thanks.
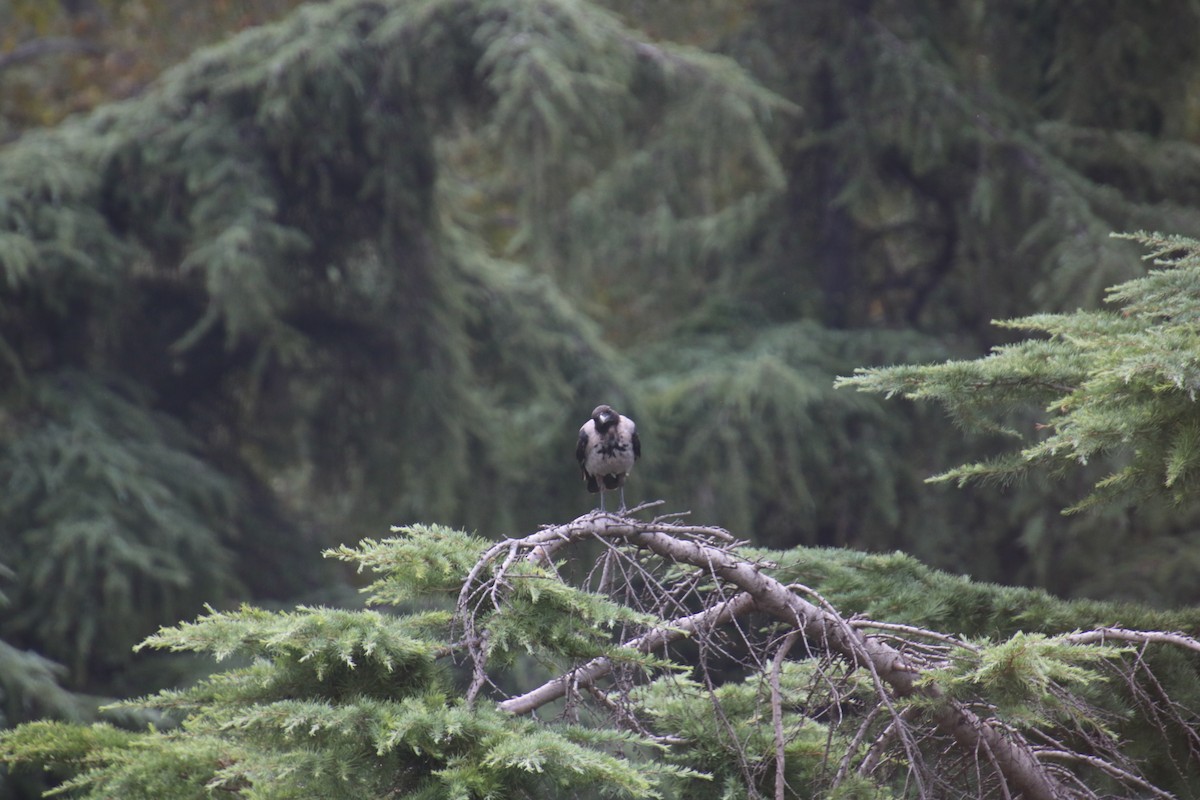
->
4;0;1200;787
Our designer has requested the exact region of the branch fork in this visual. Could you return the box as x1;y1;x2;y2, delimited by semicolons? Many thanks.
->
456;508;1190;800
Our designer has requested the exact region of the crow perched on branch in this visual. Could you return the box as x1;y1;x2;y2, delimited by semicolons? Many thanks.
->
576;404;640;512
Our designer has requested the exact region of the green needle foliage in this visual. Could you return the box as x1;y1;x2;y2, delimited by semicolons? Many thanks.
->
0;0;785;538
0;372;240;682
7;1;1200;795
0;0;782;718
0;642;87;733
636;666;848;800
640;321;948;550
839;232;1200;512
935;631;1124;730
2;525;1197;799
0;532;705;800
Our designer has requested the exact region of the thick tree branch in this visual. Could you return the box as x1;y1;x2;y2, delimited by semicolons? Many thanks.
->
486;512;1066;800
470;513;1200;799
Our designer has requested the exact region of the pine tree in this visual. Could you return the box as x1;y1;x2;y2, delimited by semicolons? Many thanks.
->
606;0;1200;600
4;516;1199;799
6;2;1200;715
7;3;1200;797
0;3;787;788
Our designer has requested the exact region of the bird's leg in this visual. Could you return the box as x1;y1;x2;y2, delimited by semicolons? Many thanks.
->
618;487;627;514
598;490;606;512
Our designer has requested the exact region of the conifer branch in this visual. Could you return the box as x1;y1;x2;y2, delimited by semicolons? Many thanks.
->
839;233;1200;512
471;511;1200;798
472;511;1068;800
850;619;981;653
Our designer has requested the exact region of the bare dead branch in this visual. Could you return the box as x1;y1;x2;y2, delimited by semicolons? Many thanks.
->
851;619;981;653
1037;749;1176;800
469;512;1200;800
498;591;757;714
626;499;666;514
580;516;1062;800
770;630;801;800
1117;647;1200;776
1065;627;1200;655
855;704;921;779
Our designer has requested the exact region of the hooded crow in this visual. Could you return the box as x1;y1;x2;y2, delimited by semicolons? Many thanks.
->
576;404;641;512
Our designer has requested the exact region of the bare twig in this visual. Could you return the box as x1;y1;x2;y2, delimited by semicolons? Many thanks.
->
1037;749;1175;800
850;619;981;653
855;705;921;779
499;592;757;714
769;630;800;800
1065;627;1200;655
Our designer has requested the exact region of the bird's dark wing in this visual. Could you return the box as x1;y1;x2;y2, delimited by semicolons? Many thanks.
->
576;429;589;473
632;431;641;460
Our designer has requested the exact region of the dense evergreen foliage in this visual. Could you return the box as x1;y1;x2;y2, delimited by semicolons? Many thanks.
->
640;0;1200;592
4;522;1199;799
4;0;1200;796
841;232;1200;601
843;233;1200;511
0;0;776;700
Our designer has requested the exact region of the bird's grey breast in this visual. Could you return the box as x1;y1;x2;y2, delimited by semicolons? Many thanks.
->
596;432;631;458
586;420;636;474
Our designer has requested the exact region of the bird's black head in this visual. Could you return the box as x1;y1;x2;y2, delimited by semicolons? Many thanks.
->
591;404;618;431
